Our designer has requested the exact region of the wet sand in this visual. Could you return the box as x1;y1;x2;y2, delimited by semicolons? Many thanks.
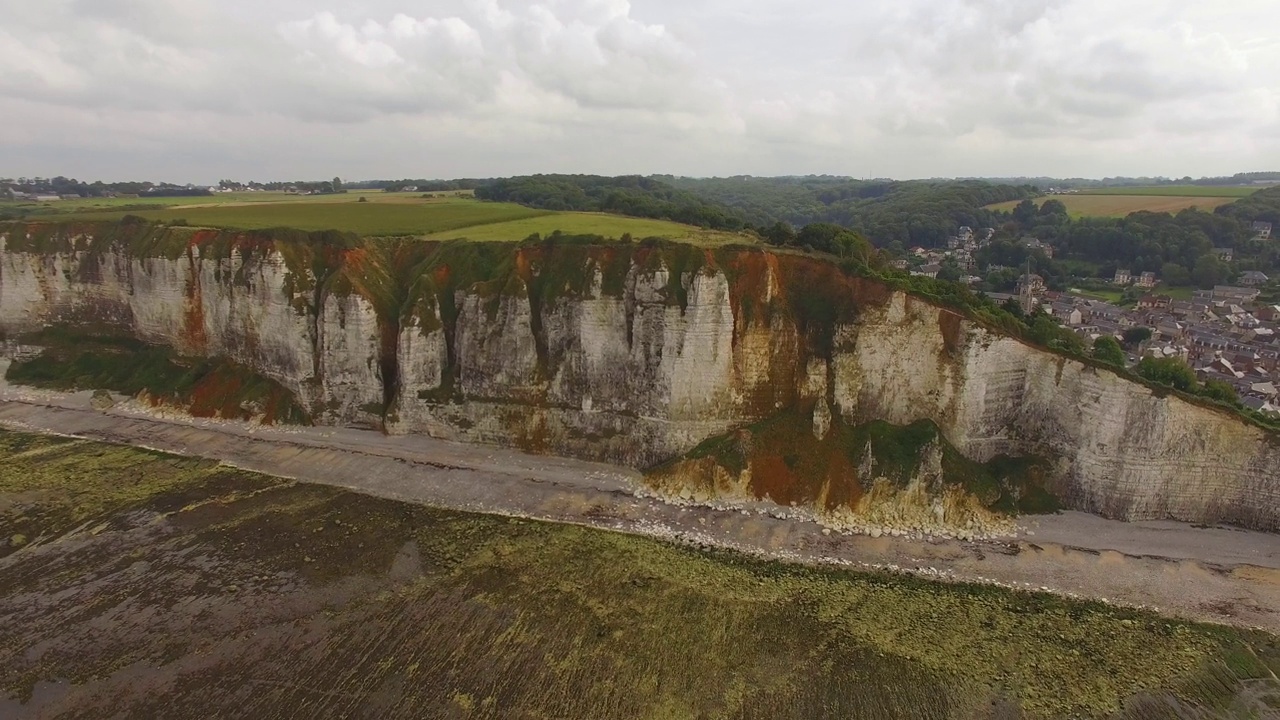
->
1;379;1278;634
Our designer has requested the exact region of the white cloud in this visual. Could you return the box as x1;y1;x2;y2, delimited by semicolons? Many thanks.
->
1;0;1277;180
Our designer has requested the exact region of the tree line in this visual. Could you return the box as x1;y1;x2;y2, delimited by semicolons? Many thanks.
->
991;187;1280;288
475;175;748;231
663;175;1032;247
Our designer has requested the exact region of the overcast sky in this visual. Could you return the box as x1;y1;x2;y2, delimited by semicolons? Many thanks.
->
3;0;1278;183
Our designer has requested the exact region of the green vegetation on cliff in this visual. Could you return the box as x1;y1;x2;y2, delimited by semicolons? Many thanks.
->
1;429;1277;718
5;329;309;424
657;406;1059;518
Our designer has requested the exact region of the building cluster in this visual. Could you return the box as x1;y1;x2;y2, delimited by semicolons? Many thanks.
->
1112;268;1158;289
904;226;995;282
1006;283;1280;415
2;187;68;202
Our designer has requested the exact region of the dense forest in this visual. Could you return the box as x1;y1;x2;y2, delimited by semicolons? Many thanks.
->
661;176;1032;247
475;175;747;231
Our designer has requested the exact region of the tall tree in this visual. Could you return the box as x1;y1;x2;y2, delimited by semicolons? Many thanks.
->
1092;336;1126;367
1192;253;1226;289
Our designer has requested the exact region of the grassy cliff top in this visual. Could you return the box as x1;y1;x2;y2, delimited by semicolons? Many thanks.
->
2;193;753;244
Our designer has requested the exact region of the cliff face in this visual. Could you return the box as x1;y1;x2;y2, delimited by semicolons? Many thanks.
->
2;221;1278;531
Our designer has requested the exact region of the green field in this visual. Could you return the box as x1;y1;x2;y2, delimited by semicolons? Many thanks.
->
61;197;552;236
15;193;750;243
989;194;1240;218
2;429;1277;718
428;212;750;245
1070;288;1125;303
1079;186;1261;198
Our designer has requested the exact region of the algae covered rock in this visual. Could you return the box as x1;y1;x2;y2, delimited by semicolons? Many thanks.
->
90;389;115;411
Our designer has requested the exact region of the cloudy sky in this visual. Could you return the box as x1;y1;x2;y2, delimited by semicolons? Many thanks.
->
3;0;1278;182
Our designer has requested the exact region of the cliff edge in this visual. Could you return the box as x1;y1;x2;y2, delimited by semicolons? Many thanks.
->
2;219;1277;532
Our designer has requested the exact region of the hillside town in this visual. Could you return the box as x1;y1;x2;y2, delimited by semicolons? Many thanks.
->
898;223;1280;416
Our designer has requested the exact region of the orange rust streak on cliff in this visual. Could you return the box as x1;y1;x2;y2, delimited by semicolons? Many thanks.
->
183;245;208;354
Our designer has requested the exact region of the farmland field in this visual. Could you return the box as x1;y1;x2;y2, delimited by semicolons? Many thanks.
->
21;193;750;242
59;197;551;236
1078;185;1261;198
2;428;1278;719
427;212;751;245
988;194;1240;218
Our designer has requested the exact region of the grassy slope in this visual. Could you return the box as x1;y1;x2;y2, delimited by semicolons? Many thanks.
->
2;430;1278;719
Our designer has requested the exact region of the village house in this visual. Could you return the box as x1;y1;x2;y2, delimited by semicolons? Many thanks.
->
1087;319;1124;342
1240;271;1270;287
1058;306;1084;326
1137;294;1172;310
1135;272;1158;289
1212;247;1234;262
1242;397;1280;416
1256;305;1280;322
1253;221;1273;240
1072;321;1101;338
1113;268;1132;285
949;249;976;272
913;263;941;279
1155;319;1185;340
1204;356;1245;379
1214;285;1261;303
1146;343;1188;361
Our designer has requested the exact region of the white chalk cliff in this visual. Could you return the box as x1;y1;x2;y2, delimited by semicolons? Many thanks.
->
1;223;1276;530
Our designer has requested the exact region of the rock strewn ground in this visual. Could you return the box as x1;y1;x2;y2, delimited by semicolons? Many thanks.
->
0;372;1277;636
